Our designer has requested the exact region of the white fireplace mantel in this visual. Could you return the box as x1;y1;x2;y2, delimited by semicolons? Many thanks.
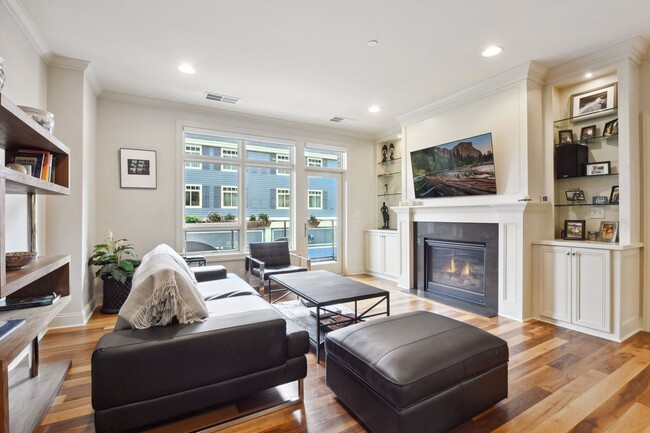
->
393;202;551;321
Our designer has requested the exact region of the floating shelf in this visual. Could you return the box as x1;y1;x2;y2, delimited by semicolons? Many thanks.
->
377;192;402;197
377;171;401;178
1;167;69;195
555;133;618;146
555;173;618;182
555;204;619;207
377;157;401;166
553;107;618;128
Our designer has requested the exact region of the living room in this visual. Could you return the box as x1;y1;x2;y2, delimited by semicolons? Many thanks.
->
1;1;650;432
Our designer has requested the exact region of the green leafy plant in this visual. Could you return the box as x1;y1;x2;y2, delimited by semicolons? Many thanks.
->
257;213;269;222
88;232;141;284
224;213;237;221
308;215;320;223
249;215;257;222
207;211;222;222
185;215;203;224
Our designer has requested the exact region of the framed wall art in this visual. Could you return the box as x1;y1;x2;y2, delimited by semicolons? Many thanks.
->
120;148;157;189
585;161;611;176
558;129;574;144
609;185;619;204
564;220;586;240
580;125;596;140
603;118;618;136
570;82;617;117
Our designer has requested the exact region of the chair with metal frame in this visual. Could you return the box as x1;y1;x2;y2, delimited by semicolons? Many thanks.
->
245;239;311;296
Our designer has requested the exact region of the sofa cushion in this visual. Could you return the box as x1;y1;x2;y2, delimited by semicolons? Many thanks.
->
198;273;259;300
119;244;208;329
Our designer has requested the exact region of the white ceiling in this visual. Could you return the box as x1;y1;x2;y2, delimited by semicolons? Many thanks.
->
20;0;650;135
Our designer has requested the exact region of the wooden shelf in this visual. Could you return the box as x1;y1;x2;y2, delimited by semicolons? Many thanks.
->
0;167;69;195
3;255;70;299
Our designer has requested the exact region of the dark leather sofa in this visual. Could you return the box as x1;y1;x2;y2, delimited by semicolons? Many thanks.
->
91;267;309;433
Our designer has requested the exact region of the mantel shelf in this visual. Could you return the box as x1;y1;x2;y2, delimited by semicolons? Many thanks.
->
1;167;70;195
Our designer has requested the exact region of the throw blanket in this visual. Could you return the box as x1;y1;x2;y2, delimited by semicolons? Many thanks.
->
119;244;208;329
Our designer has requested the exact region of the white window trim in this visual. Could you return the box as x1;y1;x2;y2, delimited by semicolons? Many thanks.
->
276;153;290;175
186;184;202;208
276;188;290;209
222;148;239;172
307;157;323;167
308;189;323;210
185;144;202;170
221;185;238;209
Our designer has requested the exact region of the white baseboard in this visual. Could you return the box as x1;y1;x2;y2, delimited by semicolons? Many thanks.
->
49;297;96;328
346;266;367;275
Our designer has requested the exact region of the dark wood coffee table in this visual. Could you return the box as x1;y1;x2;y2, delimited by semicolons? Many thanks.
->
270;270;390;362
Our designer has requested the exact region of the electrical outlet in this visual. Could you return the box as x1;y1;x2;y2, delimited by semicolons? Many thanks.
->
590;207;605;219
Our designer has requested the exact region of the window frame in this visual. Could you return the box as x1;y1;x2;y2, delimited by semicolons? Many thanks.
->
221;148;239;172
307;157;323;167
276;188;290;210
221;185;238;209
185;184;202;208
308;189;323;210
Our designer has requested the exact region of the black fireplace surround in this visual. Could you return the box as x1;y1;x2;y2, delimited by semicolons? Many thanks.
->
414;222;499;317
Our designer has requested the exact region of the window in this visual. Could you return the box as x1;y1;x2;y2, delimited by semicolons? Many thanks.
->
185;184;202;208
276;188;290;209
308;190;323;209
276;154;290;175
307;157;323;167
222;148;238;171
185;144;202;169
221;186;238;208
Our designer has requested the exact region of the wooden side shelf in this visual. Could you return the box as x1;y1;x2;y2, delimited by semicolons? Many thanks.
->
2;255;70;299
0;167;69;195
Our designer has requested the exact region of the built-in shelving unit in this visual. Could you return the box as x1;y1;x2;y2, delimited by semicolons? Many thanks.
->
0;93;71;433
376;143;401;230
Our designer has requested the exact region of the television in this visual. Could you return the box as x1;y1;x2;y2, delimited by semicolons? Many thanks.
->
410;132;497;198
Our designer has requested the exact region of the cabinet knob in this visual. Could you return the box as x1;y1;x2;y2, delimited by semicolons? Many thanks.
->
566;251;570;256
572;252;576;256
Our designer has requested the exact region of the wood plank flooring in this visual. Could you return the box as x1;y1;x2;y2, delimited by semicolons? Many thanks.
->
34;274;650;432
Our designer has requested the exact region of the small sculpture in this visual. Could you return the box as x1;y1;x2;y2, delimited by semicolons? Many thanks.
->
389;143;395;160
381;144;388;162
380;202;390;229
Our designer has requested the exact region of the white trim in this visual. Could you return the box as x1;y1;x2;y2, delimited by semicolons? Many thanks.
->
221;185;238;209
50;298;96;328
185;144;202;169
221;148;239;172
276;188;290;209
308;189;323;210
0;0;53;61
185;184;202;208
306;157;323;167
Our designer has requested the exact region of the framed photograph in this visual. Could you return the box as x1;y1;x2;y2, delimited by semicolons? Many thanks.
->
565;189;585;204
558;129;574;144
564;220;586;240
603;118;618;136
609;185;619;204
571;82;618;117
592;196;608;205
120;148;157;189
598;221;619;243
585;161;611;176
580;125;596;140
587;231;598;241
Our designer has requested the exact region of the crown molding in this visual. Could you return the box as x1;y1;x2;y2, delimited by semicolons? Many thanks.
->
48;55;102;97
99;91;376;142
545;37;649;85
397;61;543;126
1;0;52;61
374;126;401;142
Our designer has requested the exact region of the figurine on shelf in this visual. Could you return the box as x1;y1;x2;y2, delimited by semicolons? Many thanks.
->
384;184;389;195
381;144;388;162
389;143;395;160
380;202;390;229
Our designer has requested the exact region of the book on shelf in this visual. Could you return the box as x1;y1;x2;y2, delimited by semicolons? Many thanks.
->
14;149;54;182
0;319;25;341
0;292;61;311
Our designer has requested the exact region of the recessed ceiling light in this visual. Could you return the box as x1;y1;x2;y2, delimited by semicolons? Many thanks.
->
585;72;593;78
178;63;196;74
367;40;379;47
481;45;503;58
368;105;381;113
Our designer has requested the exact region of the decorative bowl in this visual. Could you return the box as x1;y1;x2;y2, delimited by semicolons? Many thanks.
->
6;251;37;270
17;105;55;134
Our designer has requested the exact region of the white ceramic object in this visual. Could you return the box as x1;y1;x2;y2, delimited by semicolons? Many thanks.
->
18;105;55;134
6;163;27;174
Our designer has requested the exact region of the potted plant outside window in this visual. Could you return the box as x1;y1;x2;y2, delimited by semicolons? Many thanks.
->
247;213;271;229
88;232;141;314
308;215;320;228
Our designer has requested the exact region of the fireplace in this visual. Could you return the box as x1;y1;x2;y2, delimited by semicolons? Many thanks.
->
415;222;498;317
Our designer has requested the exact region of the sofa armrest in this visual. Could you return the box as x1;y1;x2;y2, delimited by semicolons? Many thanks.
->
285;320;310;358
92;308;288;411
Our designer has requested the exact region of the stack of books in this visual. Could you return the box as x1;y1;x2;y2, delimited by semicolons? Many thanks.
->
0;292;60;311
12;148;56;182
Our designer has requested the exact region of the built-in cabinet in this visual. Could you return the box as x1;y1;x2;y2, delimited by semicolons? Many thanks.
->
0;94;71;433
375;137;402;230
365;230;399;280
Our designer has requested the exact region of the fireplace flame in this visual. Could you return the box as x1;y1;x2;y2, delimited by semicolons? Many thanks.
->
446;257;472;277
447;257;456;273
461;262;471;277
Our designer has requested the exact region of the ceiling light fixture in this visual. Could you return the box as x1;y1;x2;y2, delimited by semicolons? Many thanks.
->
368;105;381;113
584;72;593;79
178;63;196;74
367;40;379;47
481;45;503;58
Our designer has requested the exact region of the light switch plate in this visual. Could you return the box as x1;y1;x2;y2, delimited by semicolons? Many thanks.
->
590;207;605;219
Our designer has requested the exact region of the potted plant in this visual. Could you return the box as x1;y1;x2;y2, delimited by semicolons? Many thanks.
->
247;213;271;229
308;215;320;228
207;211;222;222
223;213;237;222
88;232;141;314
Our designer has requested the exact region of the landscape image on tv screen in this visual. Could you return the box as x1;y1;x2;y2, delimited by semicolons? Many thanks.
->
410;132;496;198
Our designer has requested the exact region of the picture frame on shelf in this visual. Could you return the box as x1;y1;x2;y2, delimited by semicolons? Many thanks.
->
603;118;618;136
585;161;611;176
564;220;586;240
587;231;598;241
558;130;574;144
598;221;619;243
120;148;157;189
565;188;585;204
592;196;608;205
571;82;617;117
580;125;596;140
609;185;620;204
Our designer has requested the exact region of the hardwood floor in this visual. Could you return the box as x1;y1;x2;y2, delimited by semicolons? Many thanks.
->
35;275;650;432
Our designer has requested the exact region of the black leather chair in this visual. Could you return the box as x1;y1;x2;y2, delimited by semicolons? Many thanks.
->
245;240;310;295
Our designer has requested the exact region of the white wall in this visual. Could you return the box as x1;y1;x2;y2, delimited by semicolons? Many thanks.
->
0;2;48;253
95;95;374;276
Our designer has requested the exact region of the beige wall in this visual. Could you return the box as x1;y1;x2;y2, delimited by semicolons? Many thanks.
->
95;96;375;276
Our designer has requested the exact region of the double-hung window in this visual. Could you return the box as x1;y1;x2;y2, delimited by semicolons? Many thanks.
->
185;184;202;208
221;148;238;171
276;188;290;209
308;190;323;209
221;186;238;208
185;145;202;169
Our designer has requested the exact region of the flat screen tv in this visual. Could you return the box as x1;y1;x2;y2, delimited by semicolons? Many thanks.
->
410;132;496;198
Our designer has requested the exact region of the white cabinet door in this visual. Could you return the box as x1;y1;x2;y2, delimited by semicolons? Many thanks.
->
383;232;400;278
365;232;383;274
572;248;611;332
538;245;572;322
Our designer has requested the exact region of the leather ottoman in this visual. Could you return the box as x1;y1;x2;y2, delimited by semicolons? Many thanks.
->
325;311;508;433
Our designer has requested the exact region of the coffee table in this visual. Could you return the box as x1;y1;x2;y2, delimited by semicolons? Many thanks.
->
270;270;390;362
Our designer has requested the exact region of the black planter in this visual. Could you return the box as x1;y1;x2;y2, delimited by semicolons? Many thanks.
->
101;277;132;314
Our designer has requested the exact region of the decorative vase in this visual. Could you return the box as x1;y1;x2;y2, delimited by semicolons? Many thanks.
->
101;277;132;314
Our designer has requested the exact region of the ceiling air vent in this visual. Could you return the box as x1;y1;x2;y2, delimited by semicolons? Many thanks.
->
329;116;356;124
205;92;240;104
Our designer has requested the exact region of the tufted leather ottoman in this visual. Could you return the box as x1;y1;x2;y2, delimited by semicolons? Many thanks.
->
325;311;508;433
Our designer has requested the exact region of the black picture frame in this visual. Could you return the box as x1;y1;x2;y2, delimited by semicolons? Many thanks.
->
564;220;586;240
609;185;620;204
580;125;596;140
585;161;611;176
558;129;574;144
592;196;608;205
603;118;618;136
